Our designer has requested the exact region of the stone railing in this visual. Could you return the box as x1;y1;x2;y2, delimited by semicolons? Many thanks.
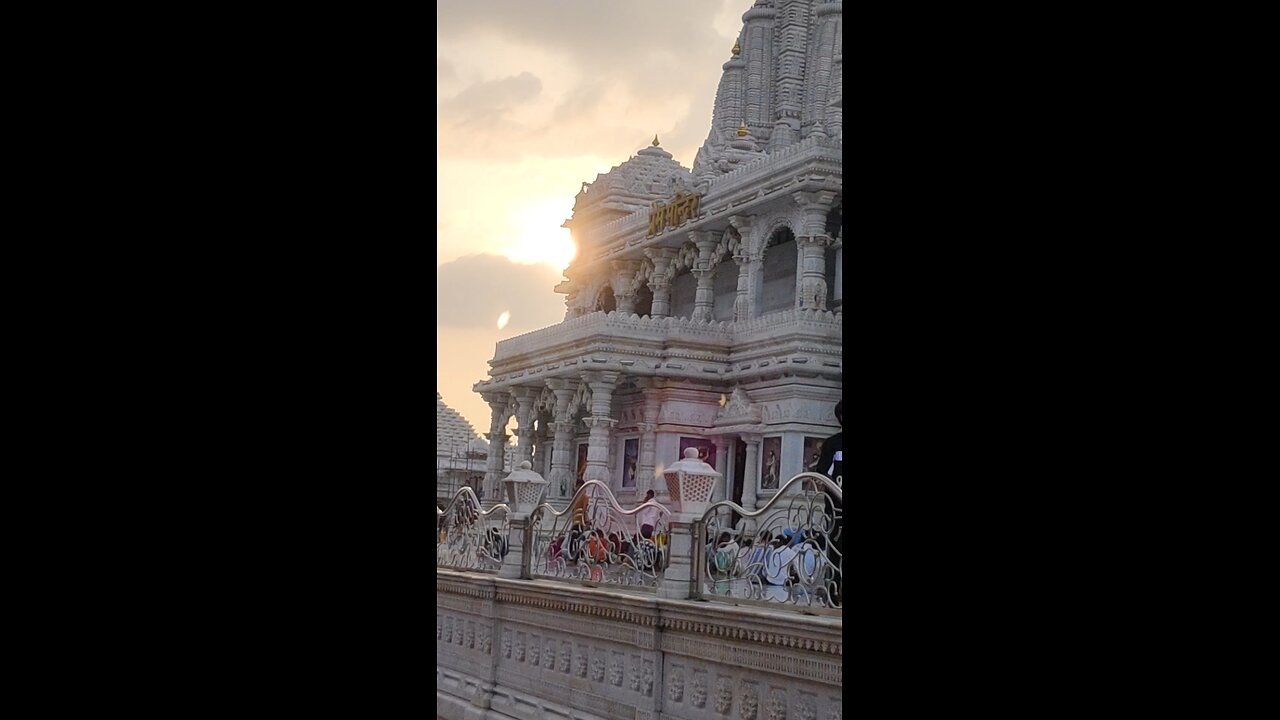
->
596;206;652;244
486;308;840;372
436;472;842;608
488;311;736;367
436;487;511;573
437;474;844;719
529;480;672;590
696;473;843;612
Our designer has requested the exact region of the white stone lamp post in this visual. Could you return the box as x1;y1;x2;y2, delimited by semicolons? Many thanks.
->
502;460;548;514
662;447;722;516
498;460;547;579
658;447;723;599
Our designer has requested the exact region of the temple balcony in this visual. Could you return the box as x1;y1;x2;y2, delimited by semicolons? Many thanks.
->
477;308;842;392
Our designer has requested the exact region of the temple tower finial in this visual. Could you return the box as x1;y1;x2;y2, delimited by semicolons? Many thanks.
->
652;134;660;146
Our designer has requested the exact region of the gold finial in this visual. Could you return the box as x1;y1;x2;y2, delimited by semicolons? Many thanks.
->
737;121;748;137
652;134;660;146
732;39;741;56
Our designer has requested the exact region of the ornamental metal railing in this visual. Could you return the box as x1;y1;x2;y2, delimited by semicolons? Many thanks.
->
529;480;671;590
436;487;511;573
695;472;842;613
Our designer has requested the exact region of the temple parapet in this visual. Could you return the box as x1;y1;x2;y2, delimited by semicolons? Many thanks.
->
483;308;841;381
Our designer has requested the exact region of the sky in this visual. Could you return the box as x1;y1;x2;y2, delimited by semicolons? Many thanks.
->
436;0;755;436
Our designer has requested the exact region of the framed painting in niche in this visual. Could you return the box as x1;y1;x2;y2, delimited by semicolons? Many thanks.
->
622;438;638;488
575;442;589;488
803;436;825;475
761;436;782;490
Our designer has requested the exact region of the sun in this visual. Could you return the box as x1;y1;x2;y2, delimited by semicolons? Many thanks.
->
503;200;578;271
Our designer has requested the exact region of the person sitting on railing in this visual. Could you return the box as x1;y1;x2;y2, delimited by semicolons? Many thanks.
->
745;531;773;580
606;531;632;559
705;531;736;579
587;528;609;564
763;533;804;601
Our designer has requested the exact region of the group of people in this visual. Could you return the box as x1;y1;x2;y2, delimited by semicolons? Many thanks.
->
705;399;843;604
706;526;835;602
544;487;666;580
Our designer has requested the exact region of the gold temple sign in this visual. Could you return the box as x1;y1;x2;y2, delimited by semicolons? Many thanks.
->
648;192;701;237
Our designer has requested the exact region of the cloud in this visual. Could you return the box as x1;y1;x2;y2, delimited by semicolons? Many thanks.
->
439;72;543;131
437;57;457;84
436;254;566;331
435;0;750;164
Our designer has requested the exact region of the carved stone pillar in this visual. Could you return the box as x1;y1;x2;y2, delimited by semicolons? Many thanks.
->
637;422;657;496
581;370;620;484
793;191;838;311
479;391;512;501
635;378;662;497
611;260;640;316
511;387;538;466
691;268;715;322
645;248;676;319
740;433;761;515
796;236;830;310
691;232;718;323
728;215;757;319
539;419;555;478
545;378;579;499
732;249;752;321
711;437;731;504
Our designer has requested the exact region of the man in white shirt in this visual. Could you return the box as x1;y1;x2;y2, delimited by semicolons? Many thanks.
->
635;489;659;539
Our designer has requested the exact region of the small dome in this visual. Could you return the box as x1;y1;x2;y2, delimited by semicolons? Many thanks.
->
568;141;694;219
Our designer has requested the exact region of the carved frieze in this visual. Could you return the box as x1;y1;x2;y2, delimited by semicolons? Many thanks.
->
669;670;685;702
692;673;708;708
716;677;734;714
739;682;759;720
609;655;624;686
767;689;788;720
559;642;572;673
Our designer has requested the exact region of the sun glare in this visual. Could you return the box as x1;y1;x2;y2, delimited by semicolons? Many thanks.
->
497;311;511;330
503;200;578;271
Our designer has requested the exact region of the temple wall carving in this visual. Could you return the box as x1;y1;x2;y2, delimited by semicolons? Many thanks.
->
437;571;842;720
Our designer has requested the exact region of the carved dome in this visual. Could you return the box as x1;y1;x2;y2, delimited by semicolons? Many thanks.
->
566;140;694;232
